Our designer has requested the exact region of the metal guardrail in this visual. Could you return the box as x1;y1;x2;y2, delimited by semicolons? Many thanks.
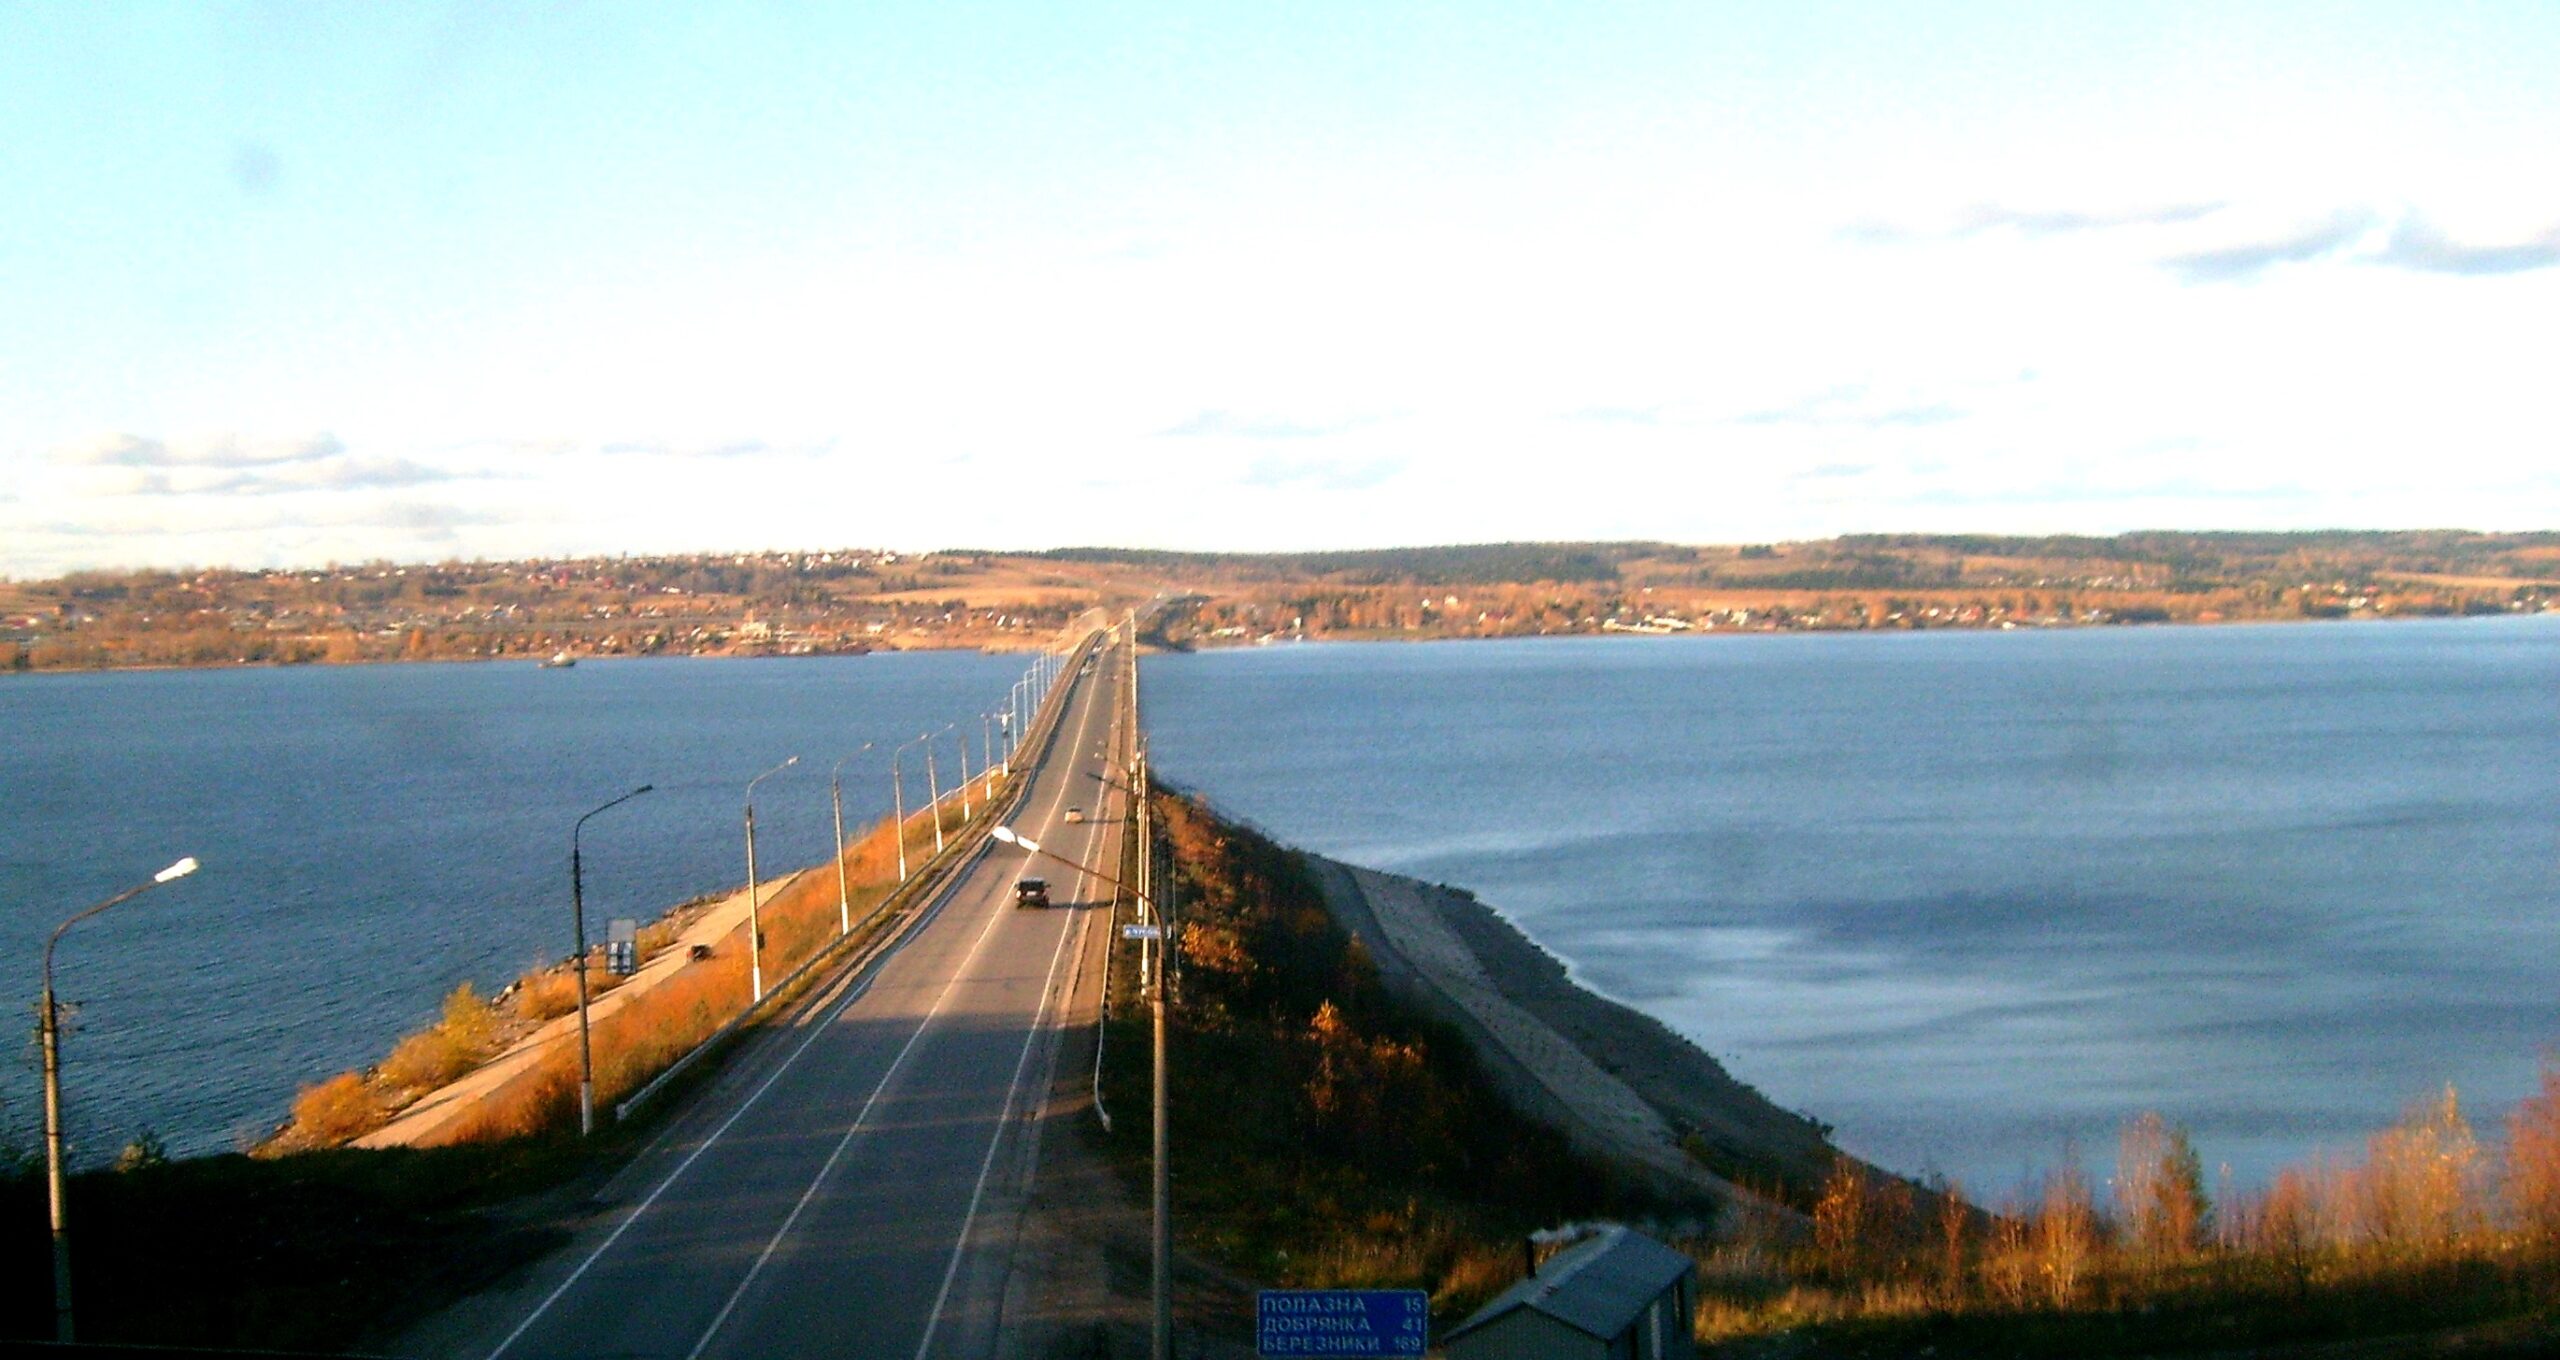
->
613;629;1110;1124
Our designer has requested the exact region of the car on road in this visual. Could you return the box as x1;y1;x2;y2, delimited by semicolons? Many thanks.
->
1062;806;1085;823
1013;877;1050;909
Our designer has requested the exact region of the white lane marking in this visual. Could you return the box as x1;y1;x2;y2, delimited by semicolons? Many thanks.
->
914;723;1127;1356
482;912;937;1360
911;835;1091;1359
486;662;1109;1360
688;659;1114;1359
682;874;1021;1360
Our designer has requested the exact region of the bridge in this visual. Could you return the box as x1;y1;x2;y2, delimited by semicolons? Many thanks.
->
434;621;1141;1359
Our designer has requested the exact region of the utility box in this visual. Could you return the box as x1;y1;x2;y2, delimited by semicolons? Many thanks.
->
607;918;639;975
1443;1225;1697;1360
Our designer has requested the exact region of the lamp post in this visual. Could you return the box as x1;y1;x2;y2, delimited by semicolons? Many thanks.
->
572;785;652;1137
744;756;798;1003
892;733;931;883
955;726;973;820
924;727;946;855
830;745;874;938
992;825;1169;1360
982;712;1000;792
41;855;198;1343
1002;686;1019;773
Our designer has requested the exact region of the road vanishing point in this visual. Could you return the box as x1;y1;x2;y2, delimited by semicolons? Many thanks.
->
463;630;1131;1360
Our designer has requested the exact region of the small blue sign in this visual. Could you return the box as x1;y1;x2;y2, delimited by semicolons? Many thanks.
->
1256;1289;1428;1357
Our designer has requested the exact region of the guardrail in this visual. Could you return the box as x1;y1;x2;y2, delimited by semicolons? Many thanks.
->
614;628;1111;1124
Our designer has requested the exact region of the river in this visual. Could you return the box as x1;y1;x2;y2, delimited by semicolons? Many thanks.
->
0;651;1024;1159
1139;618;2560;1194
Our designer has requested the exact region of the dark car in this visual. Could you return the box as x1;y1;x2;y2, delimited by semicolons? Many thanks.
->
1014;877;1050;909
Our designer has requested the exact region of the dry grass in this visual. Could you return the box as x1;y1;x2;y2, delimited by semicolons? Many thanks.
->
516;968;581;1023
423;794;987;1146
377;983;498;1093
287;1072;383;1145
2509;1057;2560;1247
1694;1083;2560;1355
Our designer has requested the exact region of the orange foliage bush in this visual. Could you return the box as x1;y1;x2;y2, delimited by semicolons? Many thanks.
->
2505;1057;2560;1246
290;1072;384;1146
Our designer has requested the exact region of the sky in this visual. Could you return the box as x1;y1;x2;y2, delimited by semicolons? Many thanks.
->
3;2;2556;576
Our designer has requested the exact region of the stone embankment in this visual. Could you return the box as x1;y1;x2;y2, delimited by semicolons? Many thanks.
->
1306;856;1844;1209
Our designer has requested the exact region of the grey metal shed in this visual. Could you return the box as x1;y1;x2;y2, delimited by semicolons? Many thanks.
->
1443;1225;1697;1360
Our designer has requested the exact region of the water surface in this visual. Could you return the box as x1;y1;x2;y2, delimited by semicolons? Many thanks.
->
1140;619;2560;1192
0;652;1021;1157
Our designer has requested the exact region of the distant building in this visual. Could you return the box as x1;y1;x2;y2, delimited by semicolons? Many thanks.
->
1444;1225;1696;1360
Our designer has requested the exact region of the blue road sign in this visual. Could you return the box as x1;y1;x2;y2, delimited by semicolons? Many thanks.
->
1256;1289;1428;1357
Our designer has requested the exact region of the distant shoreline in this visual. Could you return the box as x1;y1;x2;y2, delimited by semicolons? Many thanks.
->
1161;604;2560;654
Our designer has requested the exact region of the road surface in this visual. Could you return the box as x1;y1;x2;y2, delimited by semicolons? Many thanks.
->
468;633;1131;1360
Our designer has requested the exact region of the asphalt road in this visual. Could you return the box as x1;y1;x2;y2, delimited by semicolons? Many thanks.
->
474;634;1130;1360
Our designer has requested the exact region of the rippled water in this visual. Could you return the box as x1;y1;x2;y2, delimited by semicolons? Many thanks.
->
0;652;1022;1159
1140;619;2560;1192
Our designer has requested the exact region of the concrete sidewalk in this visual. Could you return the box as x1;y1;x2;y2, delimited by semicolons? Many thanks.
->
355;869;807;1149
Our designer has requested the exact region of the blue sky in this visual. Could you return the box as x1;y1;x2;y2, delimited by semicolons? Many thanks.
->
4;2;2556;574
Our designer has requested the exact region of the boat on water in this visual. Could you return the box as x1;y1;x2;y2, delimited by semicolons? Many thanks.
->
538;650;577;668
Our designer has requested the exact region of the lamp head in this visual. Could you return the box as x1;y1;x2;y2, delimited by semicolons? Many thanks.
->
156;857;200;883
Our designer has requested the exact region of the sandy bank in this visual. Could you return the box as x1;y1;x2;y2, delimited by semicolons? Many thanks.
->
1305;855;1843;1209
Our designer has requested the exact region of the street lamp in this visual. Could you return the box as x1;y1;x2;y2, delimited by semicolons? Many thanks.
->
40;855;198;1343
744;756;798;1003
924;726;949;855
892;733;932;883
992;825;1170;1360
572;785;652;1137
954;726;973;820
830;745;873;937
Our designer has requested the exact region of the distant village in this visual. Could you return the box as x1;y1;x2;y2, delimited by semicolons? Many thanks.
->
1;550;1094;670
9;533;2557;671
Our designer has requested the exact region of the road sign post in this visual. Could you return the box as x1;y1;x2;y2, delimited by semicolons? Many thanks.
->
1255;1289;1428;1358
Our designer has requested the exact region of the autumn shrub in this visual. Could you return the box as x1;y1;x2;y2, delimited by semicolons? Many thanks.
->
1811;1156;1876;1279
441;1048;578;1145
379;1030;468;1092
2507;1057;2560;1248
2357;1085;2482;1254
440;980;497;1055
289;1072;384;1146
517;969;580;1023
379;983;499;1091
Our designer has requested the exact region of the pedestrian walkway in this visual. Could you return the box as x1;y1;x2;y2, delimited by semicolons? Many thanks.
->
355;870;806;1148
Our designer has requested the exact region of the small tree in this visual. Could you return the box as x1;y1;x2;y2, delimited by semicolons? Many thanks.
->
2360;1085;2481;1255
1935;1177;1973;1298
2034;1160;2100;1307
1812;1156;1875;1279
2117;1112;2210;1266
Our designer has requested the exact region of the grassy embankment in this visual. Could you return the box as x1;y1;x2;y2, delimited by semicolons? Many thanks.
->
1093;789;1700;1326
1112;790;2560;1356
1688;1076;2560;1357
277;790;984;1149
0;789;987;1349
